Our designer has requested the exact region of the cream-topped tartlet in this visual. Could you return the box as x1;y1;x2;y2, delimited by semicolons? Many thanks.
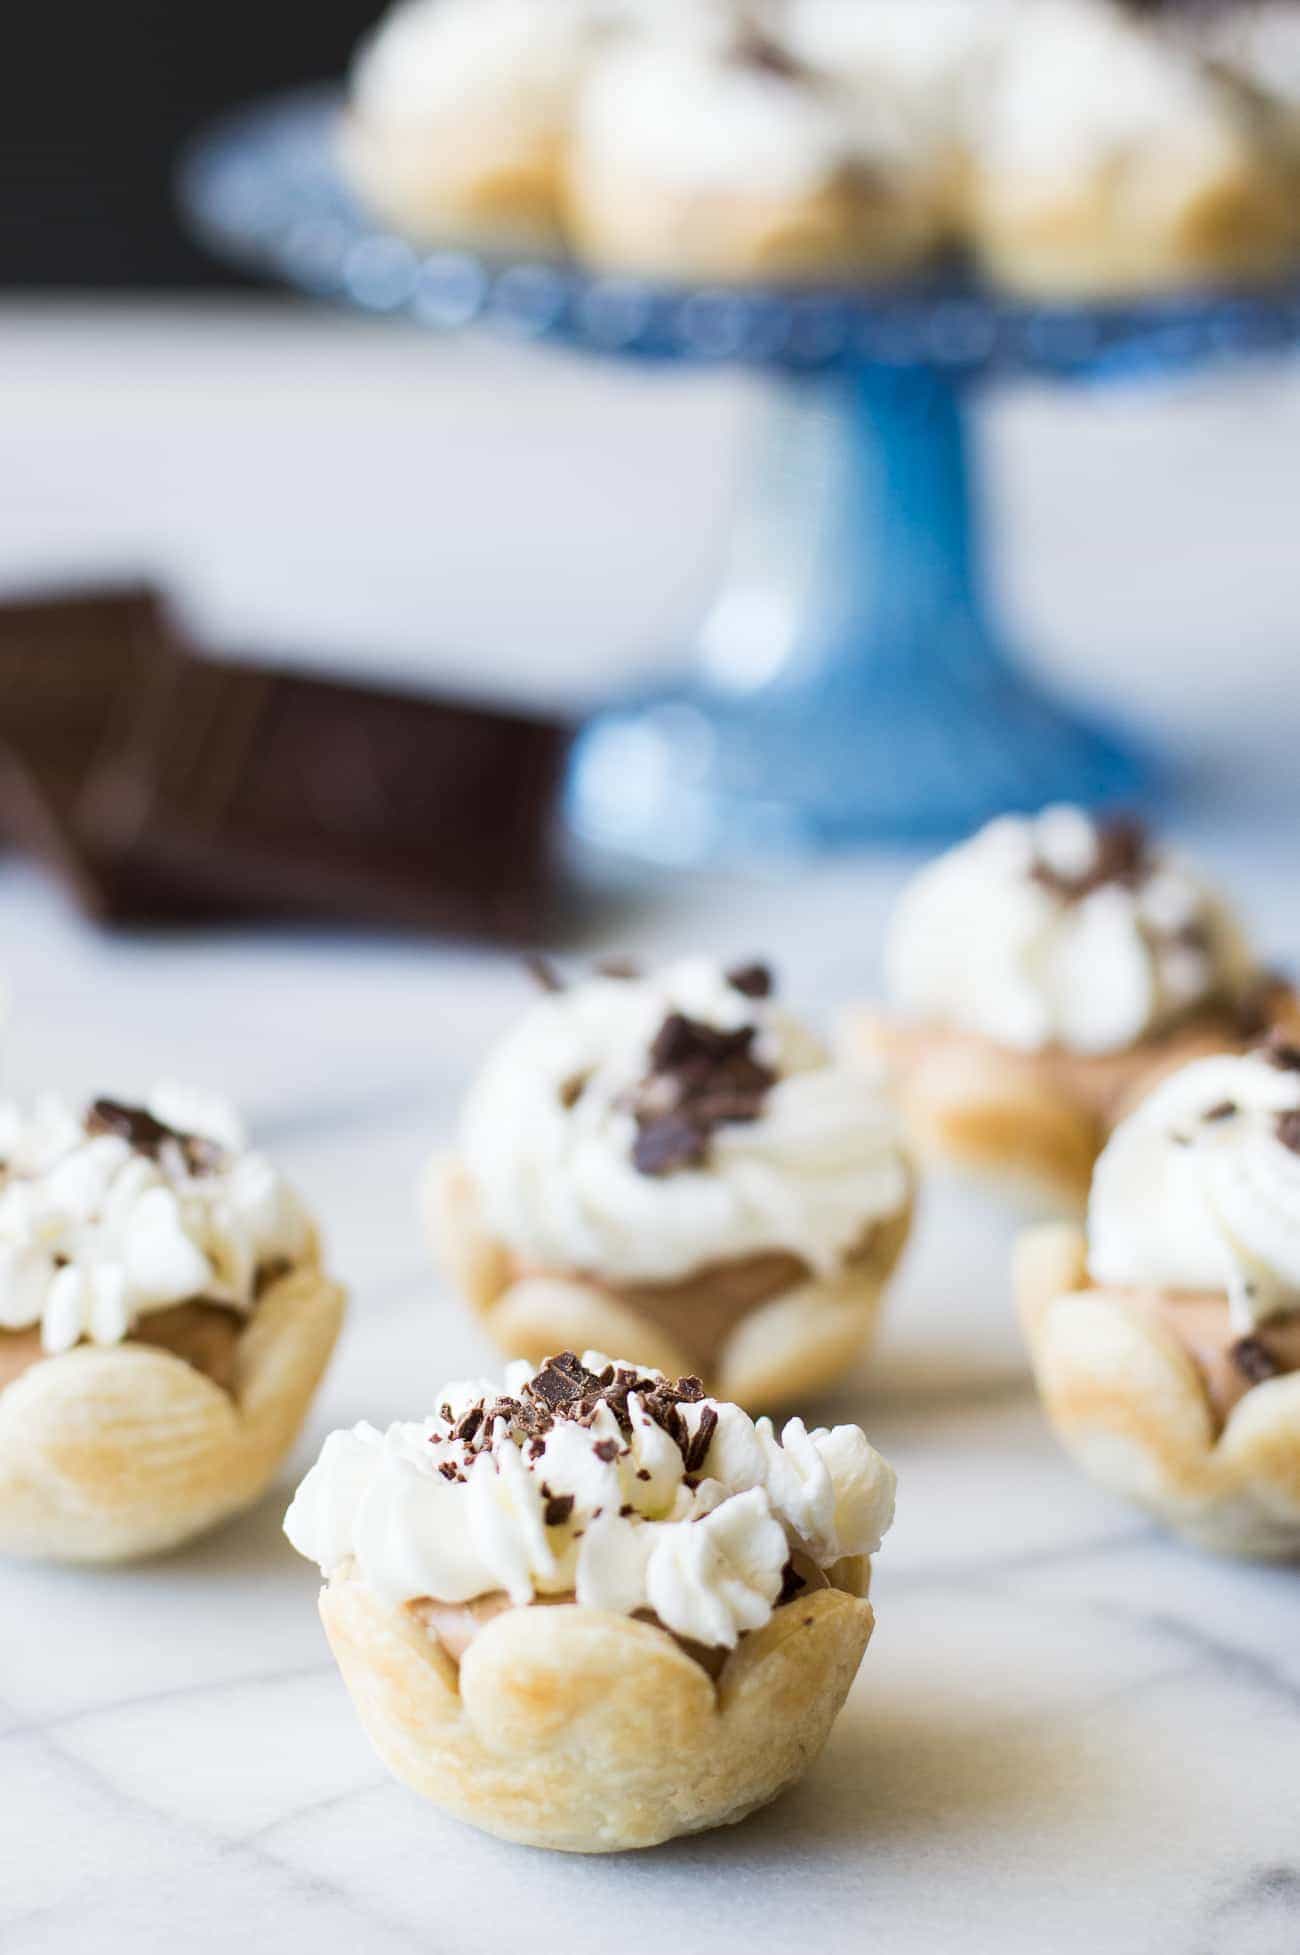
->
341;0;607;251
428;958;913;1407
286;1349;894;1850
845;807;1296;1212
965;0;1298;296
784;0;1014;230
1017;1043;1300;1556
0;1085;344;1561
564;15;942;284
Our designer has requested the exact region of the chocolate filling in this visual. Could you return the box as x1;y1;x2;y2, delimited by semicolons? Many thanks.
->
875;988;1299;1131
405;1551;835;1678
0;1258;292;1397
1142;1294;1300;1428
0;1298;245;1396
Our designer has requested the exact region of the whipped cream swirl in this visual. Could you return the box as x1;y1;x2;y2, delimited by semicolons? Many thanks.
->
886;807;1255;1056
351;0;600;133
1089;1046;1300;1333
285;1351;896;1648
973;0;1268;195
573;29;922;199
459;958;909;1285
0;1084;310;1354
786;0;1012;147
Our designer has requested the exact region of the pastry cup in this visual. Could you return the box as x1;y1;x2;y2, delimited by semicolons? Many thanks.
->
561;155;939;285
339;115;567;252
318;1555;873;1852
843;989;1300;1216
425;1155;913;1409
1015;1223;1300;1558
0;1255;346;1564
968;155;1298;299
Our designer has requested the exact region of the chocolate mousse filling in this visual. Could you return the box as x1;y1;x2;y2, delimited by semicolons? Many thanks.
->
406;1551;837;1678
876;978;1299;1132
0;1260;292;1397
1139;1294;1300;1427
0;1299;243;1394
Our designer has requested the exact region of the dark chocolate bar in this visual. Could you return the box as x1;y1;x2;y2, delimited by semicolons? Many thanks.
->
0;585;175;910
0;587;569;938
77;650;570;938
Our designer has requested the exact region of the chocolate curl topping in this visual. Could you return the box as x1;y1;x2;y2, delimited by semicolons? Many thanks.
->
1029;815;1150;903
1231;1336;1282;1386
631;1011;777;1177
523;953;565;994
730;13;809;82
447;1354;712;1475
85;1098;224;1174
726;961;774;999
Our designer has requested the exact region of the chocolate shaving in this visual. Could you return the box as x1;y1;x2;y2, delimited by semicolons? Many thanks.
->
1231;1335;1282;1386
1275;1110;1300;1154
523;952;564;994
454;1404;484;1445
531;1351;604;1411
543;1490;575;1528
1029;815;1149;903
632;1112;709;1177
631;1011;777;1178
1266;1033;1300;1072
681;1403;719;1477
1203;1101;1238;1123
593;1438;619;1463
595;957;641;980
726;961;774;1000
731;17;808;81
85;1098;224;1175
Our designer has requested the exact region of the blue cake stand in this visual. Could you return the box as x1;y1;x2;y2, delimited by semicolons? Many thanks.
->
181;90;1300;860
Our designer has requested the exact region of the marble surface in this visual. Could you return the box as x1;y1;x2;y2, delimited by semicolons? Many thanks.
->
3;296;1299;1948
2;830;1299;1955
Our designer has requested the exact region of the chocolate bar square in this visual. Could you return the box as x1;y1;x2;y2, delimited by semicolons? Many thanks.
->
0;585;175;908
77;652;570;937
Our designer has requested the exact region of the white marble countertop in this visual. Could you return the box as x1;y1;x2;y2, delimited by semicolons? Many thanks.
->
2;300;1299;1952
2;832;1298;1955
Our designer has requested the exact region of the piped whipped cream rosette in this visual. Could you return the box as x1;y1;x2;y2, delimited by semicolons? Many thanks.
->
341;0;606;251
845;806;1295;1213
286;1350;894;1851
0;1085;344;1563
427;957;914;1407
965;0;1300;297
563;13;942;285
1016;1042;1300;1558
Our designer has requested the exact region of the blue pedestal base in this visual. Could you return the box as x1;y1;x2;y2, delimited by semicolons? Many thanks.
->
568;366;1149;860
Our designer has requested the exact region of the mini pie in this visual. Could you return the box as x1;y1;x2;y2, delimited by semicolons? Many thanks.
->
340;0;607;252
426;957;914;1409
0;1085;344;1562
285;1349;895;1851
845;805;1298;1215
563;16;942;286
784;0;1013;234
1017;1042;1300;1558
965;0;1299;298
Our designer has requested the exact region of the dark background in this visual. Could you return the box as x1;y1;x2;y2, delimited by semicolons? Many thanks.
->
3;1;379;286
